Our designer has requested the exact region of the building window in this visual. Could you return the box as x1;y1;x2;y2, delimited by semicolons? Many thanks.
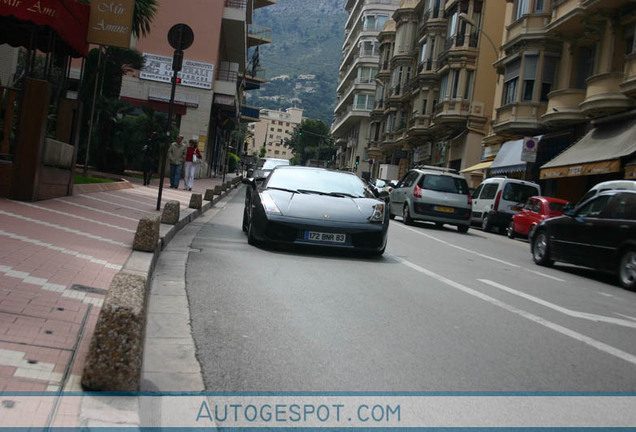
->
464;70;474;100
522;55;538;101
439;73;449;101
450;70;460;99
541;56;557;101
534;0;545;12
354;94;374;110
503;59;521;105
514;0;529;21
575;46;595;89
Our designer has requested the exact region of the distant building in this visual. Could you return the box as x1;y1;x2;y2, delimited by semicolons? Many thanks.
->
247;107;304;161
271;75;291;81
297;74;316;80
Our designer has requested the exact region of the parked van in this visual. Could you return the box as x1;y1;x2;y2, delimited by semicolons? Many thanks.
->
577;180;636;206
471;177;541;232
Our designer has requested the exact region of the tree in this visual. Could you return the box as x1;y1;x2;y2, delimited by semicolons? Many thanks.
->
286;119;335;166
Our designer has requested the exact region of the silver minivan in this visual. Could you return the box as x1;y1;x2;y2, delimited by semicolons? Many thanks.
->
389;166;472;233
471;177;541;232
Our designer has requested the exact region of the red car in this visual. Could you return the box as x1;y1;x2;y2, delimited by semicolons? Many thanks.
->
508;196;570;239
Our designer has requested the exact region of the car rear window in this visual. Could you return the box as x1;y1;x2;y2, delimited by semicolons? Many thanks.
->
419;174;469;194
548;202;567;212
502;183;540;203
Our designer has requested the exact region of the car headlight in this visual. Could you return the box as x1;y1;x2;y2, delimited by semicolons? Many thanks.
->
260;192;281;214
369;203;385;222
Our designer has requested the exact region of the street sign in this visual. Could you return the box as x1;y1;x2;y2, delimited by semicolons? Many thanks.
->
168;24;194;50
521;137;538;162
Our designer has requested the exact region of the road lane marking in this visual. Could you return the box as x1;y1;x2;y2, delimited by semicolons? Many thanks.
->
393;255;636;366
395;224;565;281
616;313;636;322
479;279;636;329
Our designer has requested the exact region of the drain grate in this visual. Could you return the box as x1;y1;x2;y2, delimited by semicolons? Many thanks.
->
70;284;107;295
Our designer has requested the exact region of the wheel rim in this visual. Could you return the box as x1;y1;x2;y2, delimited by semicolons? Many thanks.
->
620;251;636;286
534;233;548;261
403;206;409;221
507;222;514;237
481;216;488;230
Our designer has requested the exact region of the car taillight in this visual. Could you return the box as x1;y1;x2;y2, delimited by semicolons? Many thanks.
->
387;187;393;193
494;190;502;211
467;194;472;205
414;184;423;198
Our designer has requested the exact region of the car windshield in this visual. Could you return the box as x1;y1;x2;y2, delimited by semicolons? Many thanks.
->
257;159;290;170
502;183;539;203
419;174;469;194
266;168;368;198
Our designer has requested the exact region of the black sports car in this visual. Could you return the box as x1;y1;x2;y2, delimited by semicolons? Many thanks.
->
242;166;389;255
531;190;636;291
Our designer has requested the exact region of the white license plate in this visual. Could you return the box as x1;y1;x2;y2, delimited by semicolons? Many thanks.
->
304;231;346;243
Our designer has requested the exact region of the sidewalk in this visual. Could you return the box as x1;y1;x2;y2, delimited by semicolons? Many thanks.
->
0;171;239;400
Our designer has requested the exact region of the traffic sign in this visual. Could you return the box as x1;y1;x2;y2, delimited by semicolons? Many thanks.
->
521;137;538;162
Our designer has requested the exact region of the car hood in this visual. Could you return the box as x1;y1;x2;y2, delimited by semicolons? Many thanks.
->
265;189;379;222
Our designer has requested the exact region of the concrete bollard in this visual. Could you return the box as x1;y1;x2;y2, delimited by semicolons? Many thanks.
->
161;200;180;225
189;193;203;209
204;188;215;201
132;213;160;252
81;272;147;391
214;185;222;195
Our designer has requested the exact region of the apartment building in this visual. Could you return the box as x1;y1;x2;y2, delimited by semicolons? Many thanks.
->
372;0;504;186
487;0;636;202
120;0;274;176
332;0;402;179
247;107;303;160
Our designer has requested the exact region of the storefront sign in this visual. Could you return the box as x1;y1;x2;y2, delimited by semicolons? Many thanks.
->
140;53;214;89
87;0;134;48
540;159;621;179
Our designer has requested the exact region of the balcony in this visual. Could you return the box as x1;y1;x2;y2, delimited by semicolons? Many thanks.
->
253;0;276;9
407;114;434;137
438;33;478;63
331;103;373;135
541;88;586;126
492;102;547;135
248;24;272;47
433;99;471;125
622;54;636;98
240;104;260;122
545;0;585;35
579;72;635;118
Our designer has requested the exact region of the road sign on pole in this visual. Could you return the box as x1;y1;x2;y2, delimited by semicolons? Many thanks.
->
521;137;538;163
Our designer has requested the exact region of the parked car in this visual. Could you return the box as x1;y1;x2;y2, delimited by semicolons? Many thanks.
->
251;157;290;180
530;190;636;291
507;196;570;239
577;180;636;206
471;177;541;233
389;166;472;233
382;179;399;194
242;166;389;255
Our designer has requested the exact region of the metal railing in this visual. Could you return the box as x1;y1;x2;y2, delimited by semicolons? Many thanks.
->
225;0;246;10
248;24;271;41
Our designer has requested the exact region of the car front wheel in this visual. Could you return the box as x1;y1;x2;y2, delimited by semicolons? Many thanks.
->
618;249;636;291
532;231;553;266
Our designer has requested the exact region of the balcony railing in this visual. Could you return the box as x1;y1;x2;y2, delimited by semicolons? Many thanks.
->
225;0;246;10
443;33;478;51
418;59;437;73
248;24;271;41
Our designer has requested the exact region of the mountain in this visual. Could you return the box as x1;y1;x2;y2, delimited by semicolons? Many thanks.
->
249;0;348;124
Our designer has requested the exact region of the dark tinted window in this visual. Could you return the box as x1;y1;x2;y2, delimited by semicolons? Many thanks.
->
472;184;483;199
576;195;611;218
531;201;541;213
400;172;419;188
480;183;499;200
267;168;367;197
606;193;636;220
419;174;469;194
548;201;567;212
502;183;539;202
523;198;535;210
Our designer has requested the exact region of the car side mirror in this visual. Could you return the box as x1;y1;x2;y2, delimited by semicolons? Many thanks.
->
563;208;575;217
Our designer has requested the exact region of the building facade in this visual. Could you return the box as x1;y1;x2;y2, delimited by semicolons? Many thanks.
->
332;0;402;179
247;107;303;160
487;0;636;203
120;0;274;176
372;0;505;187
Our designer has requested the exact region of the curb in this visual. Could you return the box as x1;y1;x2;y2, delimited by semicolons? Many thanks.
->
81;178;242;390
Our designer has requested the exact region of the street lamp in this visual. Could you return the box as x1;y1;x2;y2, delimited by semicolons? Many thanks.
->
458;13;499;60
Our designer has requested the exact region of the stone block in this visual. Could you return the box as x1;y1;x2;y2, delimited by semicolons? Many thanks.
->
213;185;222;195
161;200;180;225
189;193;202;209
203;189;214;201
132;213;160;252
81;272;147;391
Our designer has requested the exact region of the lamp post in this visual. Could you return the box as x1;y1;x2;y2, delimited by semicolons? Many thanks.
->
458;13;499;60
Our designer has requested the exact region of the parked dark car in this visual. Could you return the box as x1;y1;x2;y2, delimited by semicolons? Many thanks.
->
508;196;570;239
530;190;636;291
242;166;389;255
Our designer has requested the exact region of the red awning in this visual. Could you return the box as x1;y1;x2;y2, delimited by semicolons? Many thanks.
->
0;0;89;57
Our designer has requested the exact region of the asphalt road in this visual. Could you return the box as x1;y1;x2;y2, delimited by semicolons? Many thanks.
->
185;186;636;391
